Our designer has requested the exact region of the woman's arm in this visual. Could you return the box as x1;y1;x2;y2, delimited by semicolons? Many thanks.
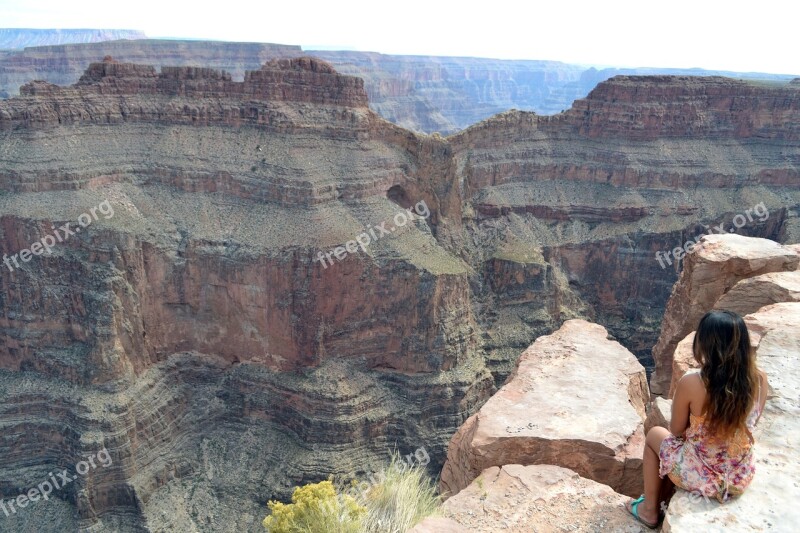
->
669;373;693;437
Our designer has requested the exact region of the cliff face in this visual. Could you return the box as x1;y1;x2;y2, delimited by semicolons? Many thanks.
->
2;39;797;134
0;60;799;531
0;39;304;100
311;51;799;134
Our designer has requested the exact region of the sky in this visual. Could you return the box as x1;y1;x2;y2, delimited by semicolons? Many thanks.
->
1;0;798;75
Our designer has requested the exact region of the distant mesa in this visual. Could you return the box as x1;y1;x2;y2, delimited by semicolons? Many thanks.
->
261;56;337;74
15;55;368;108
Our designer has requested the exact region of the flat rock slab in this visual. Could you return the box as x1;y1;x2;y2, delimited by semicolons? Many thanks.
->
440;319;648;498
437;464;650;533
408;516;470;533
714;270;800;317
664;303;800;532
651;235;798;395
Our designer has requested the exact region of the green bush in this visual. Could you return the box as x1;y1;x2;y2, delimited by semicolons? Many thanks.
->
262;479;365;533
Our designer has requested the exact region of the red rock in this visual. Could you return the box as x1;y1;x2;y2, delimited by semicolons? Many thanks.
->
650;234;798;395
0;65;798;530
440;319;648;498
645;396;672;434
407;516;470;533
713;270;800;317
436;464;652;532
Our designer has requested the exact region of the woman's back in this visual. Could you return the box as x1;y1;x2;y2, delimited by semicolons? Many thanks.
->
660;367;768;501
687;369;765;447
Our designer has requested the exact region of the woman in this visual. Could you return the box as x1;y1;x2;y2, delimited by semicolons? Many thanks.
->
627;310;768;528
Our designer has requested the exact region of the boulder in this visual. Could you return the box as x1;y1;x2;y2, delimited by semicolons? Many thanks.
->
663;303;800;532
435;464;651;532
713;270;800;317
668;332;697;398
440;319;648;498
651;235;798;395
645;396;673;434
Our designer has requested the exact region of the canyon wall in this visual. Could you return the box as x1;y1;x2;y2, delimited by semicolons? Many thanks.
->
2;38;796;132
0;39;304;99
0;57;798;531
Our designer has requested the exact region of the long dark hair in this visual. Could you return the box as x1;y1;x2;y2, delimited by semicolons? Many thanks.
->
692;310;759;438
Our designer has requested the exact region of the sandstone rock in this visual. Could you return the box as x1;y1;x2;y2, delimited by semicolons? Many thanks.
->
645;396;673;434
650;235;798;395
436;464;650;532
663;303;800;532
567;75;800;141
668;332;698;398
407;516;470;533
440;319;648;498
9;56;369;117
714;270;800;316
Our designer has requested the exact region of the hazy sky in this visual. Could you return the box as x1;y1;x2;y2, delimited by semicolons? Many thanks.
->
2;0;798;75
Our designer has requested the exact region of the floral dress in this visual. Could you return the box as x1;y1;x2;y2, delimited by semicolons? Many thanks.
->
659;375;763;503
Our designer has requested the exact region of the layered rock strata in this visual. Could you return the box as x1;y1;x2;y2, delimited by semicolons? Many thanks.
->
0;39;303;98
0;60;799;531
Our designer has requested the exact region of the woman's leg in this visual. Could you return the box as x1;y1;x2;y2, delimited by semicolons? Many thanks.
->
628;426;670;524
659;471;676;513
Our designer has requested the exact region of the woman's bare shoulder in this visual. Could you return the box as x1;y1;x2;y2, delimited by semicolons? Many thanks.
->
680;370;704;388
678;370;706;397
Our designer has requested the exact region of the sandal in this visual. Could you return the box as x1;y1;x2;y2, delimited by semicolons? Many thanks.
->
626;495;659;529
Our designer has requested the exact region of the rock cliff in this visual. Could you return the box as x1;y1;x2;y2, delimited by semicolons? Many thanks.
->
0;60;799;531
440;319;648;498
436;234;800;532
417;464;651;532
0;39;303;99
650;234;798;394
2;38;797;133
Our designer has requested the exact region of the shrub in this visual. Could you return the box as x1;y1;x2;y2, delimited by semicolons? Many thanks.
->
357;455;441;533
262;479;365;533
263;454;441;533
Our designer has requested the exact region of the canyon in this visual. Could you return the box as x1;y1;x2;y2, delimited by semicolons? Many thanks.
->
0;53;798;531
1;38;797;133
